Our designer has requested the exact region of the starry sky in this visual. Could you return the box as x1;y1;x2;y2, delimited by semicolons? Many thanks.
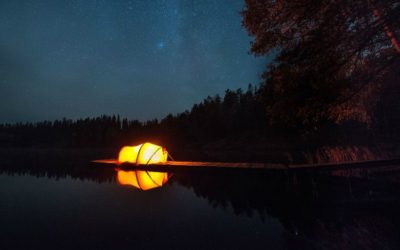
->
0;0;268;123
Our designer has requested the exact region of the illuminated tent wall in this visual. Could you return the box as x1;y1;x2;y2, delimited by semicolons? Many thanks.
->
117;170;170;191
118;142;168;165
116;142;170;190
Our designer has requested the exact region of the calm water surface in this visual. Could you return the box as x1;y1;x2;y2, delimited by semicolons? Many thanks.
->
0;149;400;250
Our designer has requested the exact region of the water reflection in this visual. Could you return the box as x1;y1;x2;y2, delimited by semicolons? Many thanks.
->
171;171;400;249
1;149;400;249
117;169;171;190
0;148;117;183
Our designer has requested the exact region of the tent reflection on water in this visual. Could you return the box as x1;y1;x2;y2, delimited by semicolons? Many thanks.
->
117;170;171;190
116;142;171;190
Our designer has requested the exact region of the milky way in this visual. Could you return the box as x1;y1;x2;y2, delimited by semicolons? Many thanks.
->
0;0;269;123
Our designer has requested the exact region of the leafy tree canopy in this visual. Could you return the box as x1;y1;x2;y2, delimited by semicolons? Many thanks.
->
242;0;400;129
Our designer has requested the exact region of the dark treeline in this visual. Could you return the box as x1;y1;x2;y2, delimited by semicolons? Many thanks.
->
0;85;266;149
0;81;399;159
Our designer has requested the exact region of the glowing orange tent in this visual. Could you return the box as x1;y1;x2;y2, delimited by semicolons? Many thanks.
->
115;143;171;190
118;142;168;165
117;170;170;190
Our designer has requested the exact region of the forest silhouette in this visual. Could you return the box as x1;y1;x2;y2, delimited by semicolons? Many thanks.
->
1;0;399;162
0;82;399;162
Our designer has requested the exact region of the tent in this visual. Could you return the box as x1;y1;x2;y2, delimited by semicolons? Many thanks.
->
118;142;168;165
116;142;170;190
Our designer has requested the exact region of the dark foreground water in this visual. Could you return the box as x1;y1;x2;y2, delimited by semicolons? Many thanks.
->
0;149;400;250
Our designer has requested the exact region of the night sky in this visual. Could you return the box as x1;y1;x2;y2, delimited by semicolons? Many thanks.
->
0;0;267;123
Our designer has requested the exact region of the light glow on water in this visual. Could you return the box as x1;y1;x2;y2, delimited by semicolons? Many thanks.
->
117;170;170;191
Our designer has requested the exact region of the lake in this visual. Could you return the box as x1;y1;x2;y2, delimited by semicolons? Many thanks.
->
0;149;400;250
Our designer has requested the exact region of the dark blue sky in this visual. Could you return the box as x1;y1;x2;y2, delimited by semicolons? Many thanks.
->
0;0;267;123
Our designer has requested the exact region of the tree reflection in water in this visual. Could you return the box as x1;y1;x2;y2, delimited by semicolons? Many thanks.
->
171;171;400;250
1;148;400;249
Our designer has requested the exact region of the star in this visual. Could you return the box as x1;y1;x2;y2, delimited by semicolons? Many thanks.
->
157;41;165;49
0;0;266;123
